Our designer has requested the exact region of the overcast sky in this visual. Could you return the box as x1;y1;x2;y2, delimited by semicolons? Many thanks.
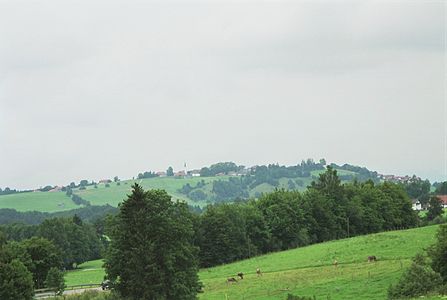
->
0;0;445;189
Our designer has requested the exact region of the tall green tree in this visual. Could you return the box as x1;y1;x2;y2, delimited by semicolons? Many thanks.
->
21;237;62;288
428;224;447;282
45;267;66;296
426;196;443;221
166;166;174;177
256;189;308;250
105;184;201;299
435;181;447;195
0;259;34;300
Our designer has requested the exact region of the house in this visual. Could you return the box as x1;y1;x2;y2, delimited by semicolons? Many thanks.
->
411;199;422;211
174;171;186;177
156;171;167;177
49;186;63;192
188;169;201;177
99;179;112;184
436;195;447;208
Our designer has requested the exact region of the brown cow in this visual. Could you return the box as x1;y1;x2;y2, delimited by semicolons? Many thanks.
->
333;260;338;267
368;256;377;262
256;268;262;276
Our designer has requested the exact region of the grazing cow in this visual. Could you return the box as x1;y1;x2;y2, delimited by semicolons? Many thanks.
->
333;260;338;267
256;268;262;276
237;272;244;279
227;277;237;283
368;256;377;262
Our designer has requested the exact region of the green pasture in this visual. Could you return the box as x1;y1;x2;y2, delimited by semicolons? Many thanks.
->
65;259;105;286
0;191;78;212
73;176;231;207
64;225;440;299
0;168;369;213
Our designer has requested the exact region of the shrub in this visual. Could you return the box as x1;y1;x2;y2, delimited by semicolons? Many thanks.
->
388;253;442;299
45;267;66;296
105;184;110;188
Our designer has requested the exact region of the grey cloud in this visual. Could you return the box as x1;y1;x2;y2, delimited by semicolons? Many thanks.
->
0;1;444;189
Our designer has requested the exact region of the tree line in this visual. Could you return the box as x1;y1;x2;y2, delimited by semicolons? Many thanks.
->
100;169;425;299
0;215;105;270
194;167;418;267
0;214;106;299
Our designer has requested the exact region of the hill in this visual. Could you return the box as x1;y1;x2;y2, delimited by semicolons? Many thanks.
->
0;161;380;212
65;225;440;299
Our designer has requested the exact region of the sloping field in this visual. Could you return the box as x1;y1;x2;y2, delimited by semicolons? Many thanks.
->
0;191;79;212
65;225;440;299
73;176;231;207
0;168;366;212
199;225;439;300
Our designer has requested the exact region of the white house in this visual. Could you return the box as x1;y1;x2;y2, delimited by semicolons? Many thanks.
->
411;199;422;211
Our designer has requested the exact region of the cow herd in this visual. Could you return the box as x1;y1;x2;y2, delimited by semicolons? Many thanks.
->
227;268;262;283
228;257;377;283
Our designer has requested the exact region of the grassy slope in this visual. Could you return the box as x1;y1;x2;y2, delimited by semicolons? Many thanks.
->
0;191;79;212
73;176;231;207
65;259;105;286
0;168;378;212
65;226;440;299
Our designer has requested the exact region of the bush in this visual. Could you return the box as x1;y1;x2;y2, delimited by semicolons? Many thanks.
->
105;184;110;188
388;253;442;299
45;267;66;295
54;290;120;299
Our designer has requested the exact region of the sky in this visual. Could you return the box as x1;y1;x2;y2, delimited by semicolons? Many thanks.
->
0;0;445;189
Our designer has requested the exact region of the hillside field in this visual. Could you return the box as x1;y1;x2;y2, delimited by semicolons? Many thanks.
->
72;176;232;207
0;167;362;213
0;191;79;212
65;225;442;299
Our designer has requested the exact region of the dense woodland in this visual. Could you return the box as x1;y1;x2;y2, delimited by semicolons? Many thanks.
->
194;167;418;267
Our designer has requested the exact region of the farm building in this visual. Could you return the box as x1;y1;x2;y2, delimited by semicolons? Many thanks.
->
174;171;186;177
411;199;422;211
188;169;201;177
437;195;447;208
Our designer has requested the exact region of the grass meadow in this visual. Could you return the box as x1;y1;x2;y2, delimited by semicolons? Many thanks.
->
73;176;231;207
0;191;79;212
65;225;441;299
0;168;363;212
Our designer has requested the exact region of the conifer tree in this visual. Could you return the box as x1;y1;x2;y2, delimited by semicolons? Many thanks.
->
105;184;201;299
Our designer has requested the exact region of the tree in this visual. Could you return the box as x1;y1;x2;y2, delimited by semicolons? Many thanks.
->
114;176;119;182
21;237;62;288
167;166;174;177
428;224;447;282
0;259;34;300
388;253;442;299
426;196;443;221
45;267;66;296
256;190;308;250
105;184;201;299
435;181;447;195
79;180;89;187
38;218;101;269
